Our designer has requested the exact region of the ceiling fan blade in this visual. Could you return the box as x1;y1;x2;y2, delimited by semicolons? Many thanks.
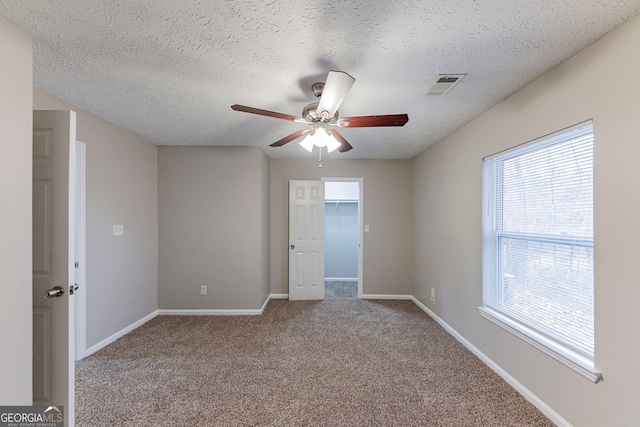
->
316;71;355;119
269;129;308;147
329;130;353;152
231;104;302;122
337;114;409;128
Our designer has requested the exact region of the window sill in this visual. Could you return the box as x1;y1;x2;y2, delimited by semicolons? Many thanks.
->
478;306;602;383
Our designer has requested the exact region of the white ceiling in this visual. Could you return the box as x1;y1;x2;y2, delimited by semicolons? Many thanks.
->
1;1;639;159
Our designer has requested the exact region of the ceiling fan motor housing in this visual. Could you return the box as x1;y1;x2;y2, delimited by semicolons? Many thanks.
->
302;102;339;124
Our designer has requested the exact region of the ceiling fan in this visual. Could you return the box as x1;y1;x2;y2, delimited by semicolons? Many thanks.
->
231;71;409;154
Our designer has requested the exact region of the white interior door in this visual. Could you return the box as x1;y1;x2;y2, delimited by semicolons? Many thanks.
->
33;110;76;426
289;180;325;300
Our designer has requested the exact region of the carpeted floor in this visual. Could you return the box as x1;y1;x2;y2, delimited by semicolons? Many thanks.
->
324;280;358;299
76;284;554;426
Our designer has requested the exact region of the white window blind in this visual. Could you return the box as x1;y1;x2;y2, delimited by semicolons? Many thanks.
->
481;122;599;381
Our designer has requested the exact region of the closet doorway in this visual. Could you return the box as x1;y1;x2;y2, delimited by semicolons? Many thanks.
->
323;179;363;298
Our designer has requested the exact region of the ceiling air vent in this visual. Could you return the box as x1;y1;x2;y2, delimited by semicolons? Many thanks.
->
426;74;467;96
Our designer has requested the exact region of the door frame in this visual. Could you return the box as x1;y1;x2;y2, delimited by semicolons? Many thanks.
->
322;177;364;298
74;141;87;360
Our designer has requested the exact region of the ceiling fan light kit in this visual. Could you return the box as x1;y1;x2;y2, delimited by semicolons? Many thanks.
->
231;70;409;163
299;122;341;153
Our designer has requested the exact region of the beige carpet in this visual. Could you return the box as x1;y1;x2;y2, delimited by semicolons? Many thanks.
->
76;287;554;426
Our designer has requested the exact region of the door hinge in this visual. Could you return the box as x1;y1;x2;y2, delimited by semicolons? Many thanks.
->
74;262;79;268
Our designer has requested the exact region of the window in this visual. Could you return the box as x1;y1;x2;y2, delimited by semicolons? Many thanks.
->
480;122;601;382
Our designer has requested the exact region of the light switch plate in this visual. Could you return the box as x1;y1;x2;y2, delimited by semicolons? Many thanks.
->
112;224;124;236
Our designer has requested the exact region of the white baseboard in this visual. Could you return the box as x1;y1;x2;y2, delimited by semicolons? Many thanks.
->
362;294;413;300
325;277;358;282
269;293;289;299
157;309;262;315
158;294;272;316
410;296;571;427
82;310;158;359
158;299;269;316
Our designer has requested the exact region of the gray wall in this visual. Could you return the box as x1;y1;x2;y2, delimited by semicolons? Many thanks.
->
270;159;413;296
158;146;269;310
33;90;158;349
325;201;358;279
0;15;32;405
413;14;640;427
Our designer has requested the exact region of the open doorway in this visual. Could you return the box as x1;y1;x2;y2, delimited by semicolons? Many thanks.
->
323;179;363;298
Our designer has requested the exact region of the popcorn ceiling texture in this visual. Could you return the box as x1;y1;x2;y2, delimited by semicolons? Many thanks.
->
1;0;639;159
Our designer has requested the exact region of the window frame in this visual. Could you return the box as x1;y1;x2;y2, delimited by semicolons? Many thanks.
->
479;121;602;383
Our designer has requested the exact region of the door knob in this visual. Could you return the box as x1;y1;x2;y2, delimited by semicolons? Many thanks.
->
290;244;295;249
44;286;65;299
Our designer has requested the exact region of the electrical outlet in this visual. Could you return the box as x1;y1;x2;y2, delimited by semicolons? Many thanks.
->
430;287;436;305
200;285;207;295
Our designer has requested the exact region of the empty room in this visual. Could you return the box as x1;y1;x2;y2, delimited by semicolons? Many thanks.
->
1;1;640;426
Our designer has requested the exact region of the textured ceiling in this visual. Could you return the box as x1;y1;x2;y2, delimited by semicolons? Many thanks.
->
1;1;639;159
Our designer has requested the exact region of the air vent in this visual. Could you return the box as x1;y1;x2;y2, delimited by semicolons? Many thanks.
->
426;74;467;96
